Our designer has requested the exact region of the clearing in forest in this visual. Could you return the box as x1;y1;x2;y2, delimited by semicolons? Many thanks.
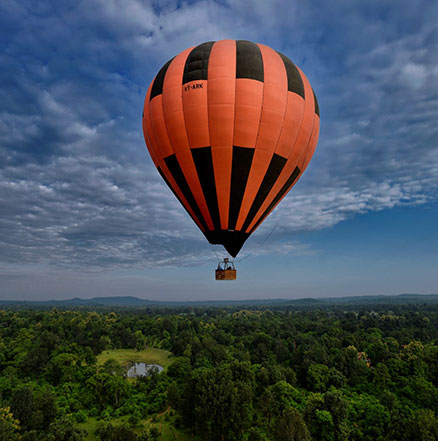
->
96;348;174;368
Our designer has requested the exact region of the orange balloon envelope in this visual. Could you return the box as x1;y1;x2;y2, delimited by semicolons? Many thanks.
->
142;40;319;257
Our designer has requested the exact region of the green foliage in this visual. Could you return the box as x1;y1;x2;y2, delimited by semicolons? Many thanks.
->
307;364;330;392
100;359;125;377
47;415;87;441
167;357;190;378
34;387;58;429
402;409;438;441
272;407;311;441
74;410;88;423
11;387;34;428
181;360;254;440
347;393;390;441
96;422;138;441
0;304;437;440
0;407;21;441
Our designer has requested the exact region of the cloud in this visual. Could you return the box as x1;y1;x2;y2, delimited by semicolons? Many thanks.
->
0;0;436;272
0;149;208;268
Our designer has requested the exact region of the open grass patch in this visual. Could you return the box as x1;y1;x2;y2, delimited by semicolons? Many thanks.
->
148;421;202;440
96;348;173;369
144;411;202;441
77;416;128;441
78;413;201;441
77;417;98;441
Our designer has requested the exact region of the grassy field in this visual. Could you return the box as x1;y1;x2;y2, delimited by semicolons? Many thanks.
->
79;418;98;440
78;412;202;441
78;416;126;441
144;409;202;441
96;348;174;369
146;420;202;441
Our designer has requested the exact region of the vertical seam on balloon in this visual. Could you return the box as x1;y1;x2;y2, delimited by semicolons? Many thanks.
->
246;63;311;234
181;46;214;231
297;70;316;171
286;69;306;161
239;45;286;233
230;40;238;231
146;88;164;161
274;74;315;230
206;42;214;155
252;43;265;156
257;45;288;157
145;83;204;231
234;43;265;231
206;42;215;226
286;72;316;222
302;85;319;170
246;48;290;233
147;98;165;168
181;47;194;150
143;81;157;160
301;112;317;171
158;49;207;231
160;58;177;159
274;49;290;158
312;87;320;117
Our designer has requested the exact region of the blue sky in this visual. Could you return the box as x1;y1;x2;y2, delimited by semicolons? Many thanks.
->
0;0;437;300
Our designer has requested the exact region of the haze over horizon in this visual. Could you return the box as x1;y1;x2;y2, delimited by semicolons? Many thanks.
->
1;293;438;305
1;0;437;301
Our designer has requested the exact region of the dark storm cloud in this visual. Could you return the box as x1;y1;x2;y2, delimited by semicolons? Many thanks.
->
0;0;436;270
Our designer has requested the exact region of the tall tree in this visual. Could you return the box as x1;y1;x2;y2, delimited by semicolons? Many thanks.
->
11;387;34;428
182;361;254;441
272;408;311;441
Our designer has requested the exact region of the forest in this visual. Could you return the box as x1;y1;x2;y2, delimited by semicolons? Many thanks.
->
0;300;437;440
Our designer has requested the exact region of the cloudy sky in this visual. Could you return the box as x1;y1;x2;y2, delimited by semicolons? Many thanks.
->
0;0;437;301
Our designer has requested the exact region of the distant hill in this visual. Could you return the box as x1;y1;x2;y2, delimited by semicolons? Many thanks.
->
0;293;437;308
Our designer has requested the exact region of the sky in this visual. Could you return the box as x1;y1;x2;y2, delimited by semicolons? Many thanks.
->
0;0;437;301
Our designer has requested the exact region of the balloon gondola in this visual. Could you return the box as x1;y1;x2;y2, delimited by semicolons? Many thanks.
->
215;258;236;281
142;40;319;279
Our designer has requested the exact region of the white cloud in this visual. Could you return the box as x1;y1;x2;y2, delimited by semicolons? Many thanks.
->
0;0;436;271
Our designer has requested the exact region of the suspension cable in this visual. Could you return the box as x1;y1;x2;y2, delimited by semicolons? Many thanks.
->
235;200;288;263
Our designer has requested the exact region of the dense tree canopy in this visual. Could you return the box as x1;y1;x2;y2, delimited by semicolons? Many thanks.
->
0;302;437;440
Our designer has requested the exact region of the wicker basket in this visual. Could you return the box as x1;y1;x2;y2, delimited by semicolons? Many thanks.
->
215;269;237;280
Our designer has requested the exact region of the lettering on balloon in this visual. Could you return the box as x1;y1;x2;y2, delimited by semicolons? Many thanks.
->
184;83;204;92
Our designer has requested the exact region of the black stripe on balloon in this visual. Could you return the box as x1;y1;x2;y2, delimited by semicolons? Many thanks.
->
228;146;255;230
236;40;264;82
241;153;288;232
191;147;221;231
150;58;174;101
249;166;301;234
276;52;304;99
182;42;215;85
164;154;208;231
313;88;320;116
157;166;201;229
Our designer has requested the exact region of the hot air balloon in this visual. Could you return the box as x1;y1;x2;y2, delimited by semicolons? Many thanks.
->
142;40;319;278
